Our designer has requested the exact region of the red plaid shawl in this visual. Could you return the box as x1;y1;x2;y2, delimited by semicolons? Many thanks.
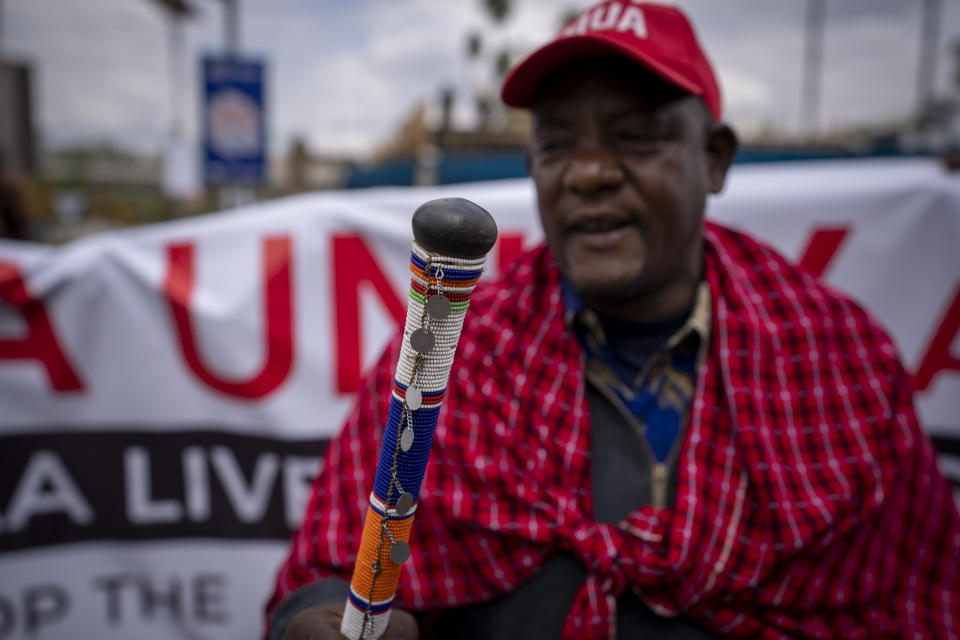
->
269;222;960;638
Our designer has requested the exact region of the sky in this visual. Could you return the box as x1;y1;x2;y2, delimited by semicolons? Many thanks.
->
4;0;960;159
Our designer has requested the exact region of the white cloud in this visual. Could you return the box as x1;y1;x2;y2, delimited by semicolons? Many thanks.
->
719;66;772;111
4;0;960;158
818;14;924;128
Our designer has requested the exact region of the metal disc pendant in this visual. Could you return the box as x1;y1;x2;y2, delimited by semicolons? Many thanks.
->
396;493;414;515
390;540;410;564
400;427;414;452
410;328;434;354
405;386;422;410
426;294;451;319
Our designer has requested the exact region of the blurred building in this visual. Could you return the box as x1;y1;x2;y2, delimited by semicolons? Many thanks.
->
347;96;531;189
43;146;162;187
270;137;353;192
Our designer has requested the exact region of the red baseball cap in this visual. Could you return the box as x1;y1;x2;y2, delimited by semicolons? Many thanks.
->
501;1;722;120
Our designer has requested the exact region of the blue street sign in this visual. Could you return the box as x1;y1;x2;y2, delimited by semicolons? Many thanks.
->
202;56;266;185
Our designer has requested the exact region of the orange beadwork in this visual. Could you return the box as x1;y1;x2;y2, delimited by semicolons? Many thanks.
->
350;504;416;604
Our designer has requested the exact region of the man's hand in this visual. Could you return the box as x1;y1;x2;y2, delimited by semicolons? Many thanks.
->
281;603;419;640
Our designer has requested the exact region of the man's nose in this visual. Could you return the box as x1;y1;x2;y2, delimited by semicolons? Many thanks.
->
563;149;624;196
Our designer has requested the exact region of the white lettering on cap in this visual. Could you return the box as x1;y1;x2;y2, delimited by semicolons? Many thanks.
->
559;9;590;37
617;6;647;38
590;3;622;31
558;2;647;39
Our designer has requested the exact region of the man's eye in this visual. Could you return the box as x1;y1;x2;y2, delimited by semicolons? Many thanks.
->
617;130;659;144
615;131;668;154
536;139;568;153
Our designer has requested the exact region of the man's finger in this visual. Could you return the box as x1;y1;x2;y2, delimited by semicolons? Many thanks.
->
281;604;418;640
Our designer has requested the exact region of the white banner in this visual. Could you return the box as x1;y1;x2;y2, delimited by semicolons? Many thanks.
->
0;157;958;639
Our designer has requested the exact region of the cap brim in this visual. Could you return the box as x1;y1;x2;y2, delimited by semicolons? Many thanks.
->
501;32;703;108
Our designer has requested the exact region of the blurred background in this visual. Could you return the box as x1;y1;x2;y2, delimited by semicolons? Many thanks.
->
2;0;960;242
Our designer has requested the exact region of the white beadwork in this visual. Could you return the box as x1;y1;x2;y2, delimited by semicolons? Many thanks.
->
341;599;391;639
394;243;483;396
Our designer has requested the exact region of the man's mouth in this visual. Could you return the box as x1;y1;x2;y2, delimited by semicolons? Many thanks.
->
566;212;633;234
565;213;637;249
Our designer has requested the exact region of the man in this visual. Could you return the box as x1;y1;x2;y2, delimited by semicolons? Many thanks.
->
268;2;960;638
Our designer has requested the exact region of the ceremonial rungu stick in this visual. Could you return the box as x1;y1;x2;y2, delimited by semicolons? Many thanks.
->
340;198;498;639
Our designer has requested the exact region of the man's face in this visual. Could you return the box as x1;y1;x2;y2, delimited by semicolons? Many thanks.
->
528;60;729;309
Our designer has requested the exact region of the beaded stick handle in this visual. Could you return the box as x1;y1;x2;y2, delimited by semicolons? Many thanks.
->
340;198;498;640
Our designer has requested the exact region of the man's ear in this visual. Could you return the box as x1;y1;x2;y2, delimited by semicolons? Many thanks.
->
705;122;738;194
